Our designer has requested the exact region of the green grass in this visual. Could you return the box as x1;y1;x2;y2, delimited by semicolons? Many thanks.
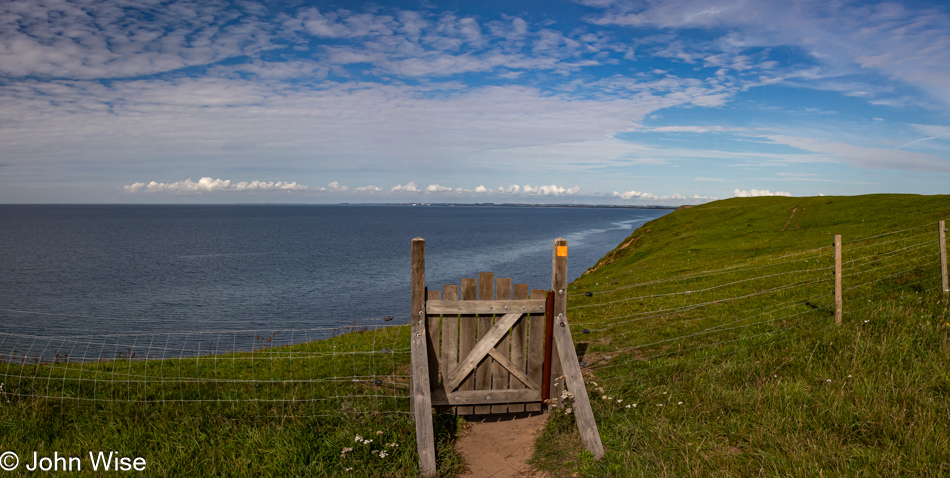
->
0;326;466;477
534;194;950;477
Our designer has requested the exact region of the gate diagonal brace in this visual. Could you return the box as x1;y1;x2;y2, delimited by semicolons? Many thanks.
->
486;348;541;391
443;312;522;392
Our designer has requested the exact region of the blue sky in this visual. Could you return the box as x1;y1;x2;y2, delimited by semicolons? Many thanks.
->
1;0;949;204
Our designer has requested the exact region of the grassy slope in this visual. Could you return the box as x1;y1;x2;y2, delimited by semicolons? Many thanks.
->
535;194;950;477
0;326;464;477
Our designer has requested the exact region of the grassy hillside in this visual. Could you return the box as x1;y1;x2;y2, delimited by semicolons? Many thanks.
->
0;326;464;477
536;194;950;477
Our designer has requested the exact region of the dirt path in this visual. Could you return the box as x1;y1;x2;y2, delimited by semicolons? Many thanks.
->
456;412;549;478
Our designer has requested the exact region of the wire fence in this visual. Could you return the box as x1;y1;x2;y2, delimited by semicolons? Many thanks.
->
571;222;945;393
0;319;413;417
0;222;946;422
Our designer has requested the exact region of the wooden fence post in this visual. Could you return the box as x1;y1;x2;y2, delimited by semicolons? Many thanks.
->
548;238;604;459
834;234;842;324
940;220;948;294
549;238;567;405
541;290;554;404
410;238;436;476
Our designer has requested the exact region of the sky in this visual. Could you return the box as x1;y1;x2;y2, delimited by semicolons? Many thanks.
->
1;0;949;205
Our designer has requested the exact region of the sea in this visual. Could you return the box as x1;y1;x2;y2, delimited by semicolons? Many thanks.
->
0;205;669;356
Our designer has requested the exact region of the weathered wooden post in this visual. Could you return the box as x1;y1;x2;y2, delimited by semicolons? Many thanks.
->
549;238;567;403
834;234;842;324
541;291;554;405
549;238;605;459
410;238;436;476
940;220;948;294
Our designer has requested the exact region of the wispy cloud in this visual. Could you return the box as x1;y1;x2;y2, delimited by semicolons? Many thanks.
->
733;188;791;197
0;0;276;79
122;178;714;205
763;135;950;172
124;177;308;194
583;0;950;108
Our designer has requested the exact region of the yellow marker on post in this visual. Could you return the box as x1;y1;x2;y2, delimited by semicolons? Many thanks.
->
557;245;567;257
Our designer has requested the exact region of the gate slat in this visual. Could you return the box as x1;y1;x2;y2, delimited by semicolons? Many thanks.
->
440;284;459;415
526;288;547;412
426;289;441;388
491;278;512;413
457;278;477;415
431;388;541;406
508;284;529;413
475;272;494;414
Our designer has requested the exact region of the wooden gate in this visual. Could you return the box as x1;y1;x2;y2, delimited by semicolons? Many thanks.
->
425;273;551;415
410;237;603;476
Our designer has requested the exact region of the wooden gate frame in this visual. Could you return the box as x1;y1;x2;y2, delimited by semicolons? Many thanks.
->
410;237;604;476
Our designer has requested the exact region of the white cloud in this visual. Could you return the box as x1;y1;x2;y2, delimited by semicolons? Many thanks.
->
1;80;708;179
733;188;791;197
425;184;452;192
763;135;950;172
612;190;657;200
391;181;420;192
648;125;736;133
116;176;718;204
124;177;308;194
611;189;715;203
585;0;950;108
522;184;582;195
0;0;276;79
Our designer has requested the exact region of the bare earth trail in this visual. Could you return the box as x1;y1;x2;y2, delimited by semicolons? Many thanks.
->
456;412;550;478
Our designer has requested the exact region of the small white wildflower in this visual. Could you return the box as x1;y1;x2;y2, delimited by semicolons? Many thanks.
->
773;375;777;378
616;399;622;403
662;391;667;395
565;408;573;414
678;401;683;405
847;375;852;378
355;435;362;442
345;467;353;472
658;403;663;407
625;404;631;408
602;395;608;399
826;379;832;383
379;451;388;459
864;320;869;323
376;430;384;435
632;404;637;407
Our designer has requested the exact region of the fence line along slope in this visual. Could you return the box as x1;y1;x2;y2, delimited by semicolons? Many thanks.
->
534;194;950;477
0;316;468;476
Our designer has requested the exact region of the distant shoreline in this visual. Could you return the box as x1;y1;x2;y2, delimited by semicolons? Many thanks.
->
1;203;681;209
345;202;678;209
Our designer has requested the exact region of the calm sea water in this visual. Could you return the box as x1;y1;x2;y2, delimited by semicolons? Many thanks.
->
0;205;669;341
